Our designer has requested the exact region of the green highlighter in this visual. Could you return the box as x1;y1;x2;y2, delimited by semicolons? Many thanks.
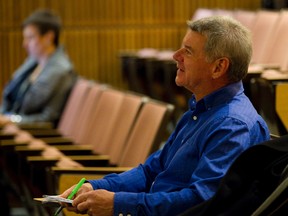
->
54;177;86;216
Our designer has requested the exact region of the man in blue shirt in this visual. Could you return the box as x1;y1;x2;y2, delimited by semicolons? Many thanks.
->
61;16;270;216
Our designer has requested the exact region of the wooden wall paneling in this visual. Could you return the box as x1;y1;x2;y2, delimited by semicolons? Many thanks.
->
142;28;150;47
167;28;178;49
187;0;199;21
122;28;136;50
105;29;115;85
123;0;135;24
97;30;108;83
116;0;126;25
133;28;141;50
112;28;125;87
173;0;183;23
91;30;101;80
164;27;179;50
68;29;100;80
0;32;8;97
84;30;99;81
105;28;124;88
112;29;126;89
0;31;23;98
143;0;155;24
134;0;143;24
7;31;25;77
106;28;117;86
108;0;117;25
62;30;82;78
59;0;84;26
0;1;14;28
155;28;163;48
0;0;263;98
85;30;98;80
111;28;119;86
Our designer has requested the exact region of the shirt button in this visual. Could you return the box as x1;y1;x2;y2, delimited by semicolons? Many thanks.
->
193;116;197;120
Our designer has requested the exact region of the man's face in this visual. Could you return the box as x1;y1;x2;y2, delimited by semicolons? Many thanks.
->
173;30;214;98
22;24;49;59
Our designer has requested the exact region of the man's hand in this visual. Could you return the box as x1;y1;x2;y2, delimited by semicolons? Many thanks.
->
68;189;115;216
60;182;93;199
59;182;93;212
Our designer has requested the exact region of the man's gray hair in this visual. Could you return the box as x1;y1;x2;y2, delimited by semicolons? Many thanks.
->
187;16;252;82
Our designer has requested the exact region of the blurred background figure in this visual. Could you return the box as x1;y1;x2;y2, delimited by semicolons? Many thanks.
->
0;9;77;126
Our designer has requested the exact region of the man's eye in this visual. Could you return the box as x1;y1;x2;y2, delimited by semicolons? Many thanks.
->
185;49;192;55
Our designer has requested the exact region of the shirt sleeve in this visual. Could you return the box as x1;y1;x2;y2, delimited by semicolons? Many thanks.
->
88;150;163;192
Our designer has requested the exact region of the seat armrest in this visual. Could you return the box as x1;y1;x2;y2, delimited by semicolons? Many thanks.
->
15;145;94;157
51;166;132;175
17;122;54;129
27;155;110;167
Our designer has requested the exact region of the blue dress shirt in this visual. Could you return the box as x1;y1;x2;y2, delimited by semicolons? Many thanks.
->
88;81;270;216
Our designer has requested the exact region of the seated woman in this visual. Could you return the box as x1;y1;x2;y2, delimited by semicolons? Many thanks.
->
0;9;77;126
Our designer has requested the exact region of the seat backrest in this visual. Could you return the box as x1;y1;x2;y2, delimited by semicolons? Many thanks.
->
250;10;280;63
260;10;288;71
233;10;256;31
57;78;92;136
72;82;106;143
103;92;145;165
118;99;174;167
192;8;215;21
78;88;125;147
214;9;234;17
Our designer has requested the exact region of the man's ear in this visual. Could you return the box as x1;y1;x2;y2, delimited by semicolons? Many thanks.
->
212;57;230;79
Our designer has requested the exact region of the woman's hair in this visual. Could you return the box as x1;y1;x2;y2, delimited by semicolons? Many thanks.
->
22;9;62;46
187;16;252;82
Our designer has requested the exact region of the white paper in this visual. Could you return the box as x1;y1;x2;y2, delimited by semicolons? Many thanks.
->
42;195;73;204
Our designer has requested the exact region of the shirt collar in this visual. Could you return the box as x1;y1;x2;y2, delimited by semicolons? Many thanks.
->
189;81;244;112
